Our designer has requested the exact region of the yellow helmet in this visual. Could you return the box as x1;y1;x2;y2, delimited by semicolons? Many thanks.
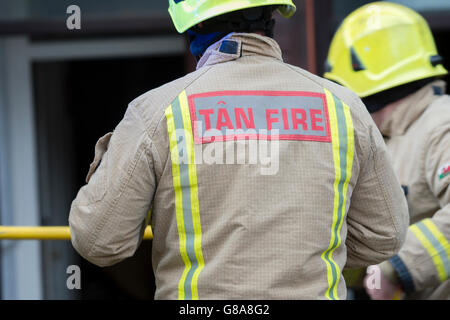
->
324;1;448;98
168;0;296;33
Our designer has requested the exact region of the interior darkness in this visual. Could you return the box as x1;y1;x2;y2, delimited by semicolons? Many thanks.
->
34;54;185;299
433;30;450;85
69;55;185;299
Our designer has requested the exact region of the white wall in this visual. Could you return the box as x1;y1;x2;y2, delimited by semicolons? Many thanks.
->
0;37;43;300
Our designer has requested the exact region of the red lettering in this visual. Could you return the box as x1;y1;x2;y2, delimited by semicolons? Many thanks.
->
216;108;234;130
199;109;214;131
291;109;308;130
266;109;279;131
281;108;289;130
310;109;324;131
235;108;255;129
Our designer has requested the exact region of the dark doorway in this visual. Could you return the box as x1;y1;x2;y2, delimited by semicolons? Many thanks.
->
33;53;185;299
433;30;450;85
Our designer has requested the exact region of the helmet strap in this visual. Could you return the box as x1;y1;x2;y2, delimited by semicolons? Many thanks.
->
362;78;436;113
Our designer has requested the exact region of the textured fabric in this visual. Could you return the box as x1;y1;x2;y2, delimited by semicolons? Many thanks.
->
378;81;450;299
69;33;409;300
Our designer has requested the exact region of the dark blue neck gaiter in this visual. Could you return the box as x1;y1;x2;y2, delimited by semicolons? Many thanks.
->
187;30;229;59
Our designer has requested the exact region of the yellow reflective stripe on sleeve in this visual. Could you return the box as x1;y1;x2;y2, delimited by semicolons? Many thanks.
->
342;101;355;211
166;91;205;300
145;209;152;227
411;219;450;282
321;89;354;300
322;89;341;300
334;99;355;299
422;220;450;261
178;90;205;300
165;104;191;300
410;223;449;282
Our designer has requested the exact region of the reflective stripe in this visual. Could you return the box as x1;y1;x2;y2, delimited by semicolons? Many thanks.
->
411;219;450;282
321;89;355;300
179;91;205;299
166;91;204;300
145;209;152;227
165;104;191;300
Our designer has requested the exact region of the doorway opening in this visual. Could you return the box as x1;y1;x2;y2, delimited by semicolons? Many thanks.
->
33;54;185;299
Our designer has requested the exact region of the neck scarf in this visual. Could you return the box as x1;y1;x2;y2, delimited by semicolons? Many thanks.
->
187;30;228;60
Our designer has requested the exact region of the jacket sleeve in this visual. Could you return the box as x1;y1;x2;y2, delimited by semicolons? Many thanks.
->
69;104;156;267
344;104;409;268
386;124;450;292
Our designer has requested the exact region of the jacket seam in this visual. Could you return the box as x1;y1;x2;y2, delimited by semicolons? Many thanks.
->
283;63;398;248
146;66;215;181
148;66;214;141
282;63;366;122
131;105;161;184
86;142;146;259
283;62;370;170
370;132;401;252
85;107;148;259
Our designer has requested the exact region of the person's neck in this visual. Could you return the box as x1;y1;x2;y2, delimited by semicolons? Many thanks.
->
370;96;405;128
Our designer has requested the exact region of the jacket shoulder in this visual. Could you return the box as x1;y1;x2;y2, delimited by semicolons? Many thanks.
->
283;63;374;131
415;94;450;148
128;66;212;136
425;95;450;126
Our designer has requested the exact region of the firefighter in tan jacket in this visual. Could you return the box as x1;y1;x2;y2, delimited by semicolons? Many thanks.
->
69;0;408;300
325;2;450;299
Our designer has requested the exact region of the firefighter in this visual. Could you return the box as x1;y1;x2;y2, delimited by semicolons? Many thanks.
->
325;2;450;300
69;0;408;300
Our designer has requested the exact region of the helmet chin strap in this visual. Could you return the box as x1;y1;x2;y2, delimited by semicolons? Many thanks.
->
362;78;436;114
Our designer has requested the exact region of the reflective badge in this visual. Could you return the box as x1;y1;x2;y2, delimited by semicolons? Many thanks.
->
188;91;331;144
438;163;450;180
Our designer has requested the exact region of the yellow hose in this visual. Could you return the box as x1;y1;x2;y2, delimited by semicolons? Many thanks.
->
0;226;153;240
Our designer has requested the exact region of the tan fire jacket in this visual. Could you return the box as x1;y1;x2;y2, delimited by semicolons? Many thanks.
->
377;81;450;300
69;33;408;300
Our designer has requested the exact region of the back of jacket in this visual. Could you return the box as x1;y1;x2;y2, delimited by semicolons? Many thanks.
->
69;33;409;300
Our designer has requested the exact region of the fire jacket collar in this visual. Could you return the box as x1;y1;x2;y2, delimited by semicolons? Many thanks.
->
380;80;447;137
196;32;283;70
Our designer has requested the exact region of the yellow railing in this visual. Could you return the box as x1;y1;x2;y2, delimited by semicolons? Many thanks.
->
0;226;153;240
